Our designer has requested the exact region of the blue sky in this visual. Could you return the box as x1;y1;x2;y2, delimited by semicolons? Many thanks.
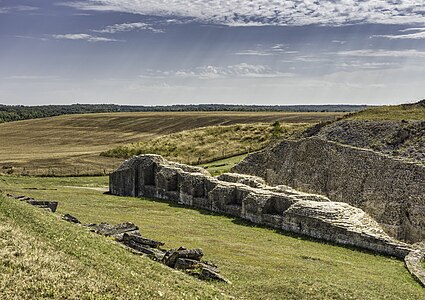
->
1;0;425;105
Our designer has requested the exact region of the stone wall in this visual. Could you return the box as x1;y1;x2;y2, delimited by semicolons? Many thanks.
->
110;154;414;258
232;137;425;242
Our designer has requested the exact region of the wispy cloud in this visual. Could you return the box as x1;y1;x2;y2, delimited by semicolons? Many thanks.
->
15;35;48;42
141;63;295;80
334;49;425;58
0;5;39;14
6;75;59;80
52;34;120;42
93;22;163;34
235;44;298;56
372;28;425;39
63;1;425;26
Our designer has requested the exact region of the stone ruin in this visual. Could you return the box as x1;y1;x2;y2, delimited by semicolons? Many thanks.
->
109;154;425;286
232;137;425;243
109;154;414;258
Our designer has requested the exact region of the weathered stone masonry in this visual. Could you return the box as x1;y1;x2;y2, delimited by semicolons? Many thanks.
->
110;154;414;259
232;137;425;243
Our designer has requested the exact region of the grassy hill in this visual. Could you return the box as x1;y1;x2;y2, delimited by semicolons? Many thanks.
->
0;112;342;176
101;122;310;165
0;194;227;299
1;175;424;299
344;100;425;121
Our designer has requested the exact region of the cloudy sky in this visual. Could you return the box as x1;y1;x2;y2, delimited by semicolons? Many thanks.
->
1;0;425;105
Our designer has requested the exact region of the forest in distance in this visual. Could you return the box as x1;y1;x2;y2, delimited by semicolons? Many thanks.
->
0;103;368;123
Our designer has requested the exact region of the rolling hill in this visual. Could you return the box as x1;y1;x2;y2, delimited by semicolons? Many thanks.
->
0;111;343;176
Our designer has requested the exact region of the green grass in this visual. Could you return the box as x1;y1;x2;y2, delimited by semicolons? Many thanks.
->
1;175;424;300
198;154;248;176
0;194;227;299
345;101;425;121
100;122;310;165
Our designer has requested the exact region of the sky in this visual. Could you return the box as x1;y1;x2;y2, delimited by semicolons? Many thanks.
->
1;0;425;106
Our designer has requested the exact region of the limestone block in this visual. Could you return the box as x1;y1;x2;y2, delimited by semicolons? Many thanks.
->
217;173;266;188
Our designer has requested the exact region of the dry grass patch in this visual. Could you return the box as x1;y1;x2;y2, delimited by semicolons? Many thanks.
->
101;122;310;164
345;101;425;121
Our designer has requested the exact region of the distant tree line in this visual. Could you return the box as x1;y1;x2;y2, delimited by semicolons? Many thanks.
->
0;103;369;123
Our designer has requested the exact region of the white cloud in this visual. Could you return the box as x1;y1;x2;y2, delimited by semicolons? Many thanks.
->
52;33;119;42
0;5;39;13
235;44;298;56
94;22;163;33
141;63;295;80
6;75;59;80
372;27;425;39
399;28;425;32
64;0;425;26
334;49;425;58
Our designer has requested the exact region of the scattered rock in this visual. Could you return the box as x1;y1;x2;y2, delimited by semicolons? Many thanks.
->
25;199;58;212
62;214;81;224
174;258;201;270
6;193;58;212
84;220;227;282
200;267;230;283
90;222;138;237
122;232;164;248
163;247;204;268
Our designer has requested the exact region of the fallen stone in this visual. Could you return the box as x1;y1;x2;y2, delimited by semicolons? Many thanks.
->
62;214;81;224
163;247;204;268
91;222;138;237
26;200;58;212
114;230;141;242
124;240;165;257
174;258;201;270
122;232;164;248
200;267;230;283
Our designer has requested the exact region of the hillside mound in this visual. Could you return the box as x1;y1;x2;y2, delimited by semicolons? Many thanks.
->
305;100;425;163
100;122;309;164
0;195;227;299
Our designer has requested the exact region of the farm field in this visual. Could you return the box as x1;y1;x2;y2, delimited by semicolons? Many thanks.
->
0;111;343;176
0;175;424;300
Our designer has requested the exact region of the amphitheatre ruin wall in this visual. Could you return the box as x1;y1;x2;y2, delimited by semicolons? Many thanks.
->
109;154;416;259
232;137;425;243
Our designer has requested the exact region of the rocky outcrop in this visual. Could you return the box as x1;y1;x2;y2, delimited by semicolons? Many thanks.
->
110;154;414;258
312;120;425;163
232;137;425;242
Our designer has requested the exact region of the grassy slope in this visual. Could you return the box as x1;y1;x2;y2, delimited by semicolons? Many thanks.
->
1;176;424;300
344;101;425;121
0;195;227;300
101;123;309;165
199;154;248;176
0;112;342;176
